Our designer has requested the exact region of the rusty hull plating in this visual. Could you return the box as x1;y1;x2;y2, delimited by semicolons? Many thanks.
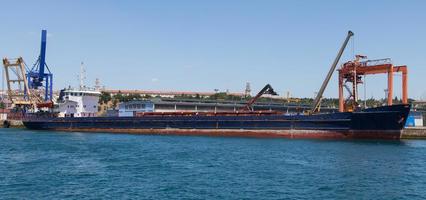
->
23;104;410;140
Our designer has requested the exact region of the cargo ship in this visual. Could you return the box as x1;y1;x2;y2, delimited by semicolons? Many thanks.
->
12;30;412;139
22;104;410;139
20;83;411;139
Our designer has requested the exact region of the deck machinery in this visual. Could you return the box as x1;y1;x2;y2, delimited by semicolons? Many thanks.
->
241;84;278;111
311;31;354;113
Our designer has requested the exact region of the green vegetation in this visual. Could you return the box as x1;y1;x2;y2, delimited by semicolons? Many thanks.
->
100;91;147;105
207;92;242;101
99;91;151;110
99;92;112;104
172;93;207;100
112;93;143;102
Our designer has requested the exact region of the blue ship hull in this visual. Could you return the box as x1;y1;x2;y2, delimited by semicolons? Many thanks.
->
22;104;410;139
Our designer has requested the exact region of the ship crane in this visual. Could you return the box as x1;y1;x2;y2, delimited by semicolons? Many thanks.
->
241;84;278;111
310;31;354;113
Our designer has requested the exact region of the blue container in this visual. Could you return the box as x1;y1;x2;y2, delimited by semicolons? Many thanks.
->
405;111;423;127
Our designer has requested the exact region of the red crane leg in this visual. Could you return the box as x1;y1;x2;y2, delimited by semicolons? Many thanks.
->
402;70;408;104
338;73;344;112
387;65;393;105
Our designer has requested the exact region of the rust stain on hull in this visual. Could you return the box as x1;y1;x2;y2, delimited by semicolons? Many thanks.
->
49;128;402;140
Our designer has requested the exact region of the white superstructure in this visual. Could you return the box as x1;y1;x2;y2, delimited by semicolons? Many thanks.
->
57;62;101;117
58;89;100;117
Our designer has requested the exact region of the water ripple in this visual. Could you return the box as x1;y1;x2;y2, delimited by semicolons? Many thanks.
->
0;129;425;199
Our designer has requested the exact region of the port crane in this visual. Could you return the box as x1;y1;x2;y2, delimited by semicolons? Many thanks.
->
2;57;37;108
2;30;54;109
310;30;408;113
338;55;408;112
27;30;53;104
310;31;354;113
241;84;278;111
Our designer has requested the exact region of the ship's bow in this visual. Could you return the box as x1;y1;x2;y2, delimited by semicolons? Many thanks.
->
349;104;410;139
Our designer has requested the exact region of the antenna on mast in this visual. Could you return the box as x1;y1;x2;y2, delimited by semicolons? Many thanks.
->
95;78;101;91
79;62;86;90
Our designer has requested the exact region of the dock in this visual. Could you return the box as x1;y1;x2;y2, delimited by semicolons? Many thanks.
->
402;127;426;139
1;120;24;128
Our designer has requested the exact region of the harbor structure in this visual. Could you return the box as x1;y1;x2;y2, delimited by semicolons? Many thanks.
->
113;99;337;117
118;100;154;117
102;89;245;99
406;111;424;127
2;30;54;110
338;56;408;112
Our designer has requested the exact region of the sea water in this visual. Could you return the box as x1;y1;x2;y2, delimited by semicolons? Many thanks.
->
0;128;425;199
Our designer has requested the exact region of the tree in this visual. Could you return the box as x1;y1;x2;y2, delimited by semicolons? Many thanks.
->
113;93;125;102
124;94;142;102
112;99;119;108
99;92;112;104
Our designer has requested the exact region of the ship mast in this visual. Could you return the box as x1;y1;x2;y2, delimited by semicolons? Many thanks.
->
79;62;86;90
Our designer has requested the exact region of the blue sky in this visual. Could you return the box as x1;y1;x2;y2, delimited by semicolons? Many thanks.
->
1;0;425;99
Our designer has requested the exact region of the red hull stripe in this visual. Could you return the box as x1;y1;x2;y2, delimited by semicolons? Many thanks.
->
49;128;402;140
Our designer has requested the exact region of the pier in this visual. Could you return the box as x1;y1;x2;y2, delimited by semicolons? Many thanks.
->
1;120;24;128
402;127;426;139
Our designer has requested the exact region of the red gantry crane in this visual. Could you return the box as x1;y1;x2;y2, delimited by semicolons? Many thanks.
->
338;55;408;112
310;30;408;113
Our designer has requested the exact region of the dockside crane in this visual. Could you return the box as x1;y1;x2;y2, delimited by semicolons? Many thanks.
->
241;84;278;111
310;31;354;113
338;56;408;112
2;57;37;108
2;30;54;110
27;30;53;105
